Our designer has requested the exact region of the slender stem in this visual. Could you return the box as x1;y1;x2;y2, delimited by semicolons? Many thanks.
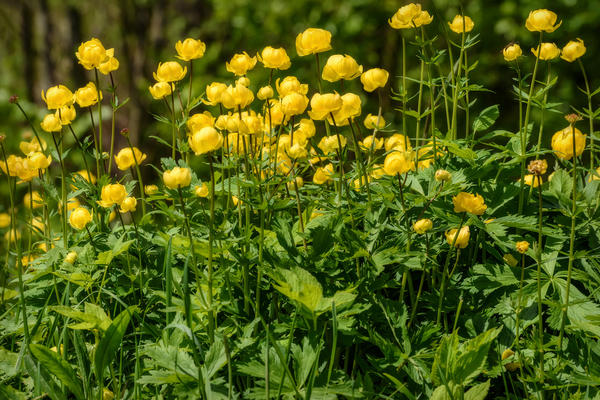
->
437;213;466;326
578;59;595;170
171;92;177;160
51;132;68;248
314;53;322;93
535;174;545;382
401;35;407;143
107;73;117;175
187;60;193;111
94;69;104;172
88;107;102;177
125;136;146;216
67;124;91;177
207;155;216;344
535;63;551;158
450;31;465;140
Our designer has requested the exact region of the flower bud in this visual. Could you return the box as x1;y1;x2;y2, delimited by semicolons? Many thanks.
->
503;43;522;62
360;68;389;92
515;241;530;254
163;167;192;189
448;15;475;33
119;196;137;213
9;95;18;104
551;126;586;160
65;251;78;264
435;169;452;182
258;46;291;70
148;82;173;100
561;39;586;63
295;28;332;56
69;207;93;230
413;218;433;234
144;185;158;195
445;226;470;248
531;42;560;60
453;192;487;215
257;86;274;100
74;82;102;107
322;54;363;82
195;183;210;198
226;52;257;76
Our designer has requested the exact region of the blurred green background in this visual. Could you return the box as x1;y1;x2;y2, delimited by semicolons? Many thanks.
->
0;0;598;177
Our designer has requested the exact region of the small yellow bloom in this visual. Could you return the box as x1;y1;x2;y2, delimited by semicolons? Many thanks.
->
308;93;343;121
524;174;542;187
226;52;257;76
257;86;274;100
56;105;76;125
322;54;363;82
98;55;119;75
296;118;316;138
103;388;115;400
435;169;452;182
551;126;586;160
0;213;11;228
360;68;389;92
119;197;137;213
561;39;586;62
175;38;206;61
287;143;308;159
364;114;385;130
383;151;414;175
313;163;334;184
359;135;383;151
23;191;43;209
503;43;523;62
188;127;223;155
220;84;254;110
445;226;470;248
75;38;110;69
40;114;62;132
41;85;73;110
257;46;291;70
5;229;21;243
204;82;228;105
144;185;158;195
98;183;128;208
69;207;93;230
63;251;78;264
163;167;192;189
153;61;187;82
452;192;487;215
276;76;309;97
318;135;346;154
413;218;433;234
295;28;332;56
281;92;309;116
531;43;560;60
516;241;530;254
148;82;174;100
287;176;304;191
525;9;561;33
115;147;147;171
448;15;474;33
19;137;46;155
187;111;215;133
385;133;412;152
236;77;250;87
389;4;433;29
232;195;241;207
195;183;210;198
74;82;102;107
27;152;52;170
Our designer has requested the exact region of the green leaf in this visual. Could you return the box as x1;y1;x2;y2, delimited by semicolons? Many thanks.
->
94;305;137;381
454;328;501;385
29;344;84;400
464;380;490;400
472;105;500;133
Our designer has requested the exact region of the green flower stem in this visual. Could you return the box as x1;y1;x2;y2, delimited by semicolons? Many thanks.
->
51;131;68;248
463;37;471;140
125;135;146;217
329;114;345;205
13;101;43;154
535;63;551;157
437;213;466;326
348;121;369;202
207;155;216;344
415;29;426;161
518;32;543;215
535;174;545;380
450;31;465;140
67;124;92;179
187;60;193;111
107;72;117;175
87;107;102;177
314;53;322;93
170;92;178;160
397;172;413;305
401;35;408;149
578;59;595;170
94;68;105;173
409;233;429;328
514;252;526;350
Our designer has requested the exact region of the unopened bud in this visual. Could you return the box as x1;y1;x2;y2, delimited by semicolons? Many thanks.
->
120;128;129;137
564;113;582;125
434;169;451;182
9;95;18;104
0;134;5;143
527;159;547;175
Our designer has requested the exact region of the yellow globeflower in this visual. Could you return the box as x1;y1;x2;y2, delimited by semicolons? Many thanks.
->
149;82;174;100
313;163;334;184
383;151;414;175
322;54;363;82
296;118;316;138
257;46;291;70
23;190;43;209
65;251;78;264
98;55;119;75
308;93;343;120
385;133;412;152
295;28;332;56
69;207;93;230
220;84;254;110
257;86;274;100
41;85;73;110
551;126;586;160
163;167;192;189
524;174;542;187
364;113;385;130
359;135;383;151
226;52;257;76
448;15;475;33
503;43;523;62
0;213;10;228
318;135;346;154
413;218;433;234
74;82;102;108
388;4;433;29
175;38;206;61
204;82;228;105
281;93;309;116
56;105;76;125
452;192;487;215
144;185;159;195
516;241;530;254
19;137;46;155
187;111;215;133
153;61;187;82
188;127;223;155
525;9;561;33
435;169;452;182
360;68;389;92
445;226;470;248
276;76;309;97
98;183;128;208
27;152;52;170
40;114;62;132
75;38;110;69
195;183;210;198
114;147;147;171
119;197;137;213
561;39;586;62
328;93;361;126
531;43;560;60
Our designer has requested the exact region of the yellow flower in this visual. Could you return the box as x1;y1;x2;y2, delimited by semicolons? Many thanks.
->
56;105;76;125
41;85;73;110
226;52;257;76
75;38;110;69
0;213;10;228
445;226;470;248
187;111;215;133
163;167;192;189
416;141;444;169
220;84;254;110
359;135;383;151
435;169;452;182
236;77;250;87
318;135;346;154
276;76;309;97
313;163;334;184
561;39;586;62
364;114;385;130
281;92;309;116
524;174;542;187
195;183;210;198
69;207;93;230
148;82;174;100
74;82;102;107
20;137;46;155
32;217;45;233
71;170;97;189
322;54;363;82
385;133;412;152
40;113;61;133
287;143;308;159
413;218;433;234
64;251;78;264
591;167;600;181
308;93;343;121
119;197;137;213
383;151;414;175
296;118;316;138
503;43;523;62
551;126;586;160
189;127;223;155
360;68;389;92
153;61;187;82
98;55;119;75
516;241;530;254
452;192;487;215
295;28;332;56
257;86;274;100
27;152;52;170
389;4;433;29
328;93;361;126
145;185;158;195
5;229;21;243
267;101;285;126
175;38;206;61
232;195;241;207
258;46;291;70
448;15;475;33
531;43;560;60
525;9;561;33
287;176;304;191
115;147;147;171
98;183;128;208
204;82;228;105
23;190;43;209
